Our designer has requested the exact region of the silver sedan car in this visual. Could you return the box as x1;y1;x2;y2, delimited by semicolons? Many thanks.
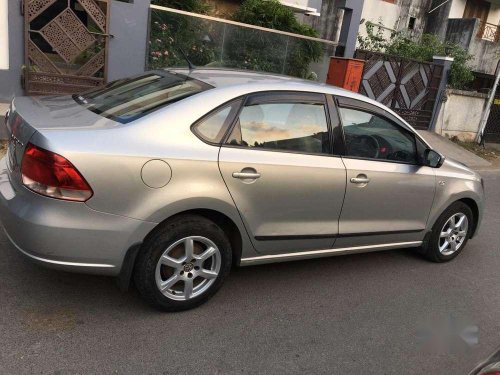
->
0;69;484;311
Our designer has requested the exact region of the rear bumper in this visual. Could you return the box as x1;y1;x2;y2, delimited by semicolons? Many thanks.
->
0;158;156;276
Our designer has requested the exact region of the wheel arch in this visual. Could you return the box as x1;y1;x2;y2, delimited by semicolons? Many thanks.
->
430;196;480;239
156;208;244;267
458;197;479;238
118;208;249;291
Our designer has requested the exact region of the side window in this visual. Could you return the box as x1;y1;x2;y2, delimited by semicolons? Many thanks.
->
339;107;417;164
192;101;240;144
226;102;330;155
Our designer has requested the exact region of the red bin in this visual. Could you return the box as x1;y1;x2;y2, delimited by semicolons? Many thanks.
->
326;57;365;93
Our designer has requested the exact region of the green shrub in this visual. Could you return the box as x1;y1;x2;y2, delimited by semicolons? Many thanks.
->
148;0;322;79
228;0;322;78
358;23;474;89
148;0;215;69
150;0;210;14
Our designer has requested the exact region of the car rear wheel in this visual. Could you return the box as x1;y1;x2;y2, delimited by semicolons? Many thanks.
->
134;215;232;311
420;202;473;262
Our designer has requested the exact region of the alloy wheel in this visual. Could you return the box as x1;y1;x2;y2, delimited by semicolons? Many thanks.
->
439;213;469;256
155;236;221;301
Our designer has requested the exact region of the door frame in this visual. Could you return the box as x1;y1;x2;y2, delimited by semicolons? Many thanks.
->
331;94;435;244
331;94;432;161
220;90;337;158
217;90;348;253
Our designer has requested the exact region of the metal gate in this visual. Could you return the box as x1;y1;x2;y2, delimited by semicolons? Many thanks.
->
483;96;500;143
23;0;109;95
354;50;443;129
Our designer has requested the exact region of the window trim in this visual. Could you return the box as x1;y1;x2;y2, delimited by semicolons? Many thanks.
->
326;95;346;156
334;96;421;166
245;91;326;106
221;91;336;158
335;95;432;150
190;97;244;146
335;96;416;132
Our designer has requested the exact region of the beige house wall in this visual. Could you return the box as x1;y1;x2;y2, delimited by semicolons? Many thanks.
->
435;89;488;141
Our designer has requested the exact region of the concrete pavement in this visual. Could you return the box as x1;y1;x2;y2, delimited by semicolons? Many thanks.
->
418;130;491;168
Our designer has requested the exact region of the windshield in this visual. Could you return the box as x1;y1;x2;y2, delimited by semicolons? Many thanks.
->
73;71;212;124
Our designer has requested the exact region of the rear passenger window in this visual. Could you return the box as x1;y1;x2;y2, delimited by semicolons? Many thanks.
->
192;101;241;144
226;102;330;155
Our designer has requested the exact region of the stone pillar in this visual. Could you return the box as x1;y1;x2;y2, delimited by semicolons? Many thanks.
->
107;0;151;82
335;0;364;58
0;0;23;101
429;56;454;131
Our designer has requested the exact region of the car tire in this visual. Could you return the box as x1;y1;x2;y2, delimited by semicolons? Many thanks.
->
420;202;473;263
134;215;232;312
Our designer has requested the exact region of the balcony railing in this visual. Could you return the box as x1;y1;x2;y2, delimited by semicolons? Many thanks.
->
477;21;500;42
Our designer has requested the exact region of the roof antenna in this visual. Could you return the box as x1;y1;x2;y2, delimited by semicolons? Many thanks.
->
178;47;196;72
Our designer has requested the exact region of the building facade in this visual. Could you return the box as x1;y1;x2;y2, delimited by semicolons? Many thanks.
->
1;0;500;101
352;0;500;77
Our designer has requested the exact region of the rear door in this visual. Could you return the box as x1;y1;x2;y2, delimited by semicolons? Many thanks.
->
218;92;346;254
333;96;436;249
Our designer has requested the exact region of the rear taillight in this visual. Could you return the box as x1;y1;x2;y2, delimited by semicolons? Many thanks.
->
21;143;93;202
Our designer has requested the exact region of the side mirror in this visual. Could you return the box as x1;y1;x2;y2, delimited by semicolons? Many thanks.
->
424;149;445;168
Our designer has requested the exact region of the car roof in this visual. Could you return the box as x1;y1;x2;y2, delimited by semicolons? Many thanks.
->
170;67;314;87
169;67;382;108
165;68;427;145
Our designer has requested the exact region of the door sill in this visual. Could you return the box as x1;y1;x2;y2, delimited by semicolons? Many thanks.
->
240;241;422;266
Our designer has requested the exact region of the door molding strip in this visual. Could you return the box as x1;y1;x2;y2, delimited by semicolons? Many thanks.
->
338;229;423;237
255;234;336;241
240;241;423;266
254;229;423;241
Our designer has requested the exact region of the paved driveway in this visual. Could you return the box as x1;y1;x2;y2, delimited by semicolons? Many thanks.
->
1;171;499;375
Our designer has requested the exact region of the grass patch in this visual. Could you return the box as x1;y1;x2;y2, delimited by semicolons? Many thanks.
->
450;137;499;161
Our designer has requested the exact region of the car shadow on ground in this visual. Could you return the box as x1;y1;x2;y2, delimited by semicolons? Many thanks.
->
1;237;427;316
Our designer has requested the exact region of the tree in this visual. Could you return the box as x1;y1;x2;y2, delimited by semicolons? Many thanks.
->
227;0;322;78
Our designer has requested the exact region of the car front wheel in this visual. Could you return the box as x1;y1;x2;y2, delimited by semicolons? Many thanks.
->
134;215;232;311
420;202;473;262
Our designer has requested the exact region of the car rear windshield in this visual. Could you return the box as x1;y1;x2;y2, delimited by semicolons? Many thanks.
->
73;71;212;124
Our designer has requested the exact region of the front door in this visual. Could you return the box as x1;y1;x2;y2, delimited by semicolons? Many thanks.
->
24;0;109;95
334;101;436;249
218;92;346;254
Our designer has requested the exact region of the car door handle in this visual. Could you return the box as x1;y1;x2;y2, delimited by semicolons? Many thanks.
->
350;176;370;184
232;172;261;180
